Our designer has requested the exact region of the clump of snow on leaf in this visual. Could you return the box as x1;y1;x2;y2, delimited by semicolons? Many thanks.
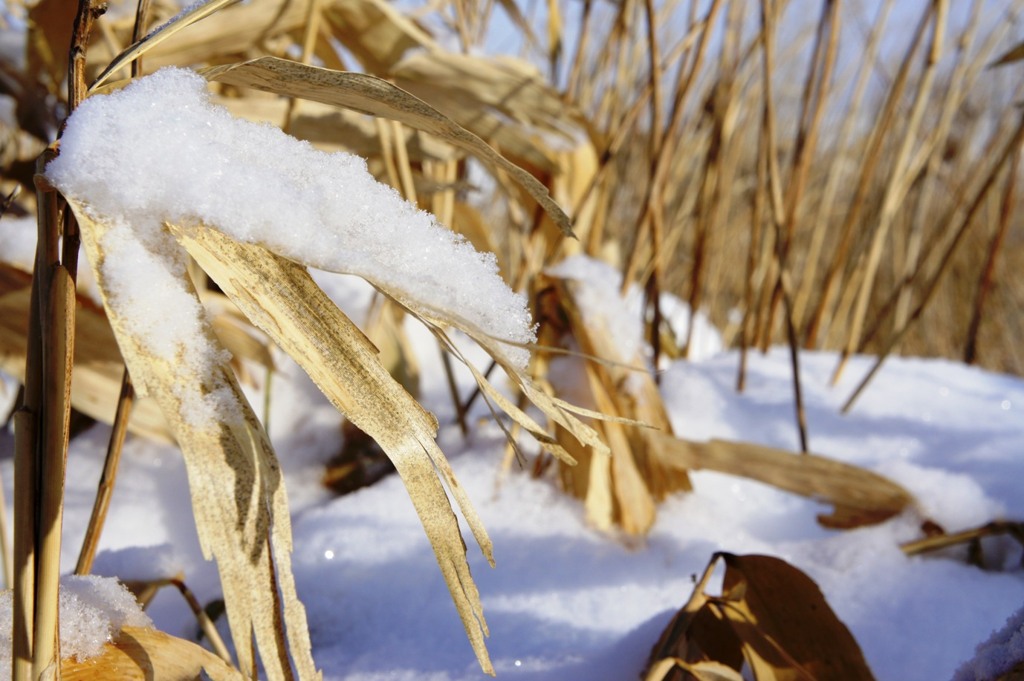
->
0;575;152;667
46;67;535;369
547;255;646;364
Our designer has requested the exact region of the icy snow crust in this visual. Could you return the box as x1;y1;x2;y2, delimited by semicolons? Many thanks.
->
46;68;535;371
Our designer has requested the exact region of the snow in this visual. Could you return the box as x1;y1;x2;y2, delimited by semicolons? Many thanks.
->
45;68;535;371
0;575;152;667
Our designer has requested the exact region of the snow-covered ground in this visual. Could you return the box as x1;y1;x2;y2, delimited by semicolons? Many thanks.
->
1;267;1021;680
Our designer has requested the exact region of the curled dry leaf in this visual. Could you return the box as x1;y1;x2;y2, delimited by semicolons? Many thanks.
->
90;0;243;91
391;50;587;175
646;553;876;681
321;0;436;75
60;626;242;681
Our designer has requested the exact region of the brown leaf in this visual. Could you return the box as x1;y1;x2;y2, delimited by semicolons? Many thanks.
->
714;553;876;680
646;553;876;681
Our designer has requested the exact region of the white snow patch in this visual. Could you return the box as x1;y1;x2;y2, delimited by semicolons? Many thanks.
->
45;67;534;370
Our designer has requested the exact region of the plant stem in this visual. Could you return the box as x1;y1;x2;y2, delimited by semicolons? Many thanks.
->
75;368;135;575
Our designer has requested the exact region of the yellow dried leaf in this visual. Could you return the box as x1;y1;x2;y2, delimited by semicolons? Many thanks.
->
391;50;587;175
584;361;656;535
68;204;320;681
200;56;574;237
535;272;691;534
167;221;495;675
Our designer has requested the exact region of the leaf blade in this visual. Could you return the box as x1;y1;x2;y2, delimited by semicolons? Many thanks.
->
68;201;319;681
168;220;495;674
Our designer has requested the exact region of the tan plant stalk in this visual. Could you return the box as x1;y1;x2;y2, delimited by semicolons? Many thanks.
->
622;0;725;293
842;114;1024;412
736;120;769;393
129;0;152;78
75;369;134;575
565;0;593;103
855;77;1024;358
757;0;841;348
892;1;1005;333
792;0;895;331
71;0;153;584
831;0;947;384
757;0;808;453
282;0;323;134
802;2;932;348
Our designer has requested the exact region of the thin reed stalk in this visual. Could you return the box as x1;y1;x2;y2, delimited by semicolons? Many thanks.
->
842;113;1024;412
892;0;1004;334
831;0;947;385
802;2;931;348
854;78;1024;357
792;0;895;332
75;369;134;575
758;0;808;453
